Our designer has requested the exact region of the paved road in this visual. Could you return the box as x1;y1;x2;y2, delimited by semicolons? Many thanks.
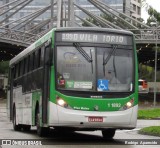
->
0;99;160;148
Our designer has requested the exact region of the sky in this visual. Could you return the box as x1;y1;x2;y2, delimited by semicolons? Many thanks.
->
141;0;160;22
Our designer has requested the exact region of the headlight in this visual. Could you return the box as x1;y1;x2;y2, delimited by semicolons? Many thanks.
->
57;99;66;106
119;98;134;111
56;96;72;109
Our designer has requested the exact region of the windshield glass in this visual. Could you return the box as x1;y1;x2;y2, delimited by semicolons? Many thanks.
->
56;46;95;91
56;45;133;92
97;47;133;92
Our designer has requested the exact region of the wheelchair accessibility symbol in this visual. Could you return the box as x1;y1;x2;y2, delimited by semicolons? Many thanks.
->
97;79;109;91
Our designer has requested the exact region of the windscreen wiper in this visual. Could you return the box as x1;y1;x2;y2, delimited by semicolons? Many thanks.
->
73;42;93;73
73;43;92;63
103;45;117;66
103;45;117;76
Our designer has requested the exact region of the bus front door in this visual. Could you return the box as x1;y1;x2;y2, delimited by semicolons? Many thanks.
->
42;43;51;124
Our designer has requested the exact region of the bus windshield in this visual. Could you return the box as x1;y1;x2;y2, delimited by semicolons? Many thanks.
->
56;45;133;92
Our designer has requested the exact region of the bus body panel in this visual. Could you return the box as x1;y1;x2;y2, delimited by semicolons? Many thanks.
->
13;87;33;125
48;101;137;129
32;90;42;125
53;92;137;112
22;93;32;125
48;101;59;124
13;87;23;124
7;90;10;118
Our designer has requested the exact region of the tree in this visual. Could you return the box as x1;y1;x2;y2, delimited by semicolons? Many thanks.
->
0;61;9;74
147;6;160;26
82;17;100;27
139;64;154;81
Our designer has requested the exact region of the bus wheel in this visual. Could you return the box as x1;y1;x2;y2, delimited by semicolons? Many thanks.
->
13;107;21;131
36;111;49;137
102;129;116;139
22;125;31;132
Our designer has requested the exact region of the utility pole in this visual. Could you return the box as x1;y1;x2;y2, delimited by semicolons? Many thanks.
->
151;21;158;107
68;0;75;27
154;22;158;107
50;0;54;29
4;0;9;28
57;0;62;28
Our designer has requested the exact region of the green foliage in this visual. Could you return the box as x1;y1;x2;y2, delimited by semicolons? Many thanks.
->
139;64;154;81
0;61;9;74
116;14;132;29
138;108;160;119
100;13;114;23
139;126;160;137
152;46;160;52
82;17;100;27
147;6;160;25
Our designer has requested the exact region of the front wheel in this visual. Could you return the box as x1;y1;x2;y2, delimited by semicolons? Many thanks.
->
102;129;116;139
13;107;21;131
36;111;49;137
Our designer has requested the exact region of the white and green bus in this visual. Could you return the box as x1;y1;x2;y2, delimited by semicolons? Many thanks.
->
7;27;138;139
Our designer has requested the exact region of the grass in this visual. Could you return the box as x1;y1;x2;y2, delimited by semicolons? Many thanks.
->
138;108;160;119
139;126;160;137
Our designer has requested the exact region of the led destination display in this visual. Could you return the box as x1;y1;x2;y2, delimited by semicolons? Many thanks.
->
56;32;132;45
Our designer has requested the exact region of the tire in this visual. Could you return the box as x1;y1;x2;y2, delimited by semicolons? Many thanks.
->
36;110;49;137
22;125;31;132
102;129;116;139
13;107;21;131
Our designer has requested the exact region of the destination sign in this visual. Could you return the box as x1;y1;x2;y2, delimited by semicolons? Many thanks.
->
56;32;132;45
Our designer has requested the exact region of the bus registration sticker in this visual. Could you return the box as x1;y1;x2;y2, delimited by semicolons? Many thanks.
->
74;81;92;89
88;117;103;122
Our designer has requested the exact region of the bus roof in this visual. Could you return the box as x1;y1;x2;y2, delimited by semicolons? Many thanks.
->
10;28;55;66
10;27;133;66
55;27;133;35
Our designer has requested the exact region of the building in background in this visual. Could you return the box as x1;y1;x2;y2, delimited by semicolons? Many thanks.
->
9;0;50;22
75;0;131;19
75;0;141;24
130;0;141;19
1;0;50;29
0;0;142;28
0;0;2;6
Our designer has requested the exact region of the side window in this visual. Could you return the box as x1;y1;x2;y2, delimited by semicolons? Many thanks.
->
10;67;15;79
18;62;21;77
23;58;26;74
36;48;42;68
13;67;16;79
41;46;45;66
38;48;42;67
25;57;28;74
27;55;30;72
44;45;51;64
33;52;35;70
15;64;19;78
29;54;33;71
20;60;24;76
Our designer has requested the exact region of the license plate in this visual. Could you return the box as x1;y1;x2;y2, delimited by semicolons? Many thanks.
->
88;117;103;122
